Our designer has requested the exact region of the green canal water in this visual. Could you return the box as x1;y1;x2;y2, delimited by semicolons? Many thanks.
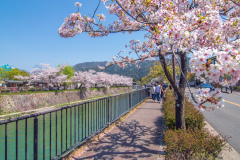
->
0;93;134;160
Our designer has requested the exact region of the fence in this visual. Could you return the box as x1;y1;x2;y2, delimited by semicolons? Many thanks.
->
0;88;149;160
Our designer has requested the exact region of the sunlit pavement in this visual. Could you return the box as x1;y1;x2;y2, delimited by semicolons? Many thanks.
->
72;99;166;160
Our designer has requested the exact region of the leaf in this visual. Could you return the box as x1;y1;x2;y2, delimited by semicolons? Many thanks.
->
233;20;238;27
155;26;160;33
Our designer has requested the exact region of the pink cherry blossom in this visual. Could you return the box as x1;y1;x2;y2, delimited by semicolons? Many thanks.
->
75;2;82;8
59;0;240;112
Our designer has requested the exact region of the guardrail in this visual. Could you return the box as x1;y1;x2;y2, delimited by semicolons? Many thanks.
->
0;88;149;160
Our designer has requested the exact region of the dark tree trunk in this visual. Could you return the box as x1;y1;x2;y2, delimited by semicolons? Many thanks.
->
175;52;188;129
158;51;188;130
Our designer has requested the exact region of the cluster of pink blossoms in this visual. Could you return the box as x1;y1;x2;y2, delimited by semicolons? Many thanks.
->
19;64;69;87
59;0;240;110
72;70;133;90
195;88;224;111
190;47;240;86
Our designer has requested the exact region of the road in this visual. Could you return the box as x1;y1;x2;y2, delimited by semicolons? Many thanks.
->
185;88;240;154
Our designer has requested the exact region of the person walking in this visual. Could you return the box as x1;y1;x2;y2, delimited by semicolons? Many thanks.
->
161;83;167;100
150;84;156;102
155;82;163;103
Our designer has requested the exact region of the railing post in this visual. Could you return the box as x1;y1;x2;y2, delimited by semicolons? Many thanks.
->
107;97;110;125
148;88;150;97
5;124;7;160
34;117;38;160
140;90;142;102
129;93;131;109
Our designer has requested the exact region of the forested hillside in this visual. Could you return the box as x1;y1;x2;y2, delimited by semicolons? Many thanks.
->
73;60;156;80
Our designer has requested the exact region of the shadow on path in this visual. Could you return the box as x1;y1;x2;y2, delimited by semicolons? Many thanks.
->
72;100;166;160
74;118;165;160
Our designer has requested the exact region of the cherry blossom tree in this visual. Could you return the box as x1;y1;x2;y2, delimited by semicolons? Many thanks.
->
72;70;97;90
29;63;68;88
14;75;31;81
72;70;133;90
59;0;240;129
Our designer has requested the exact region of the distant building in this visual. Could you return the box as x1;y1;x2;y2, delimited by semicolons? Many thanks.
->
0;64;14;71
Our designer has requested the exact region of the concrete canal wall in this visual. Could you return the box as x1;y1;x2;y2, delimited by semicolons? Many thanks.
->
0;87;132;113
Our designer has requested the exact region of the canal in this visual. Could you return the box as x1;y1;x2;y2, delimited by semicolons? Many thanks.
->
0;89;148;160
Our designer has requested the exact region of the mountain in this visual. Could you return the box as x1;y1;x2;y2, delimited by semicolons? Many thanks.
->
73;60;156;80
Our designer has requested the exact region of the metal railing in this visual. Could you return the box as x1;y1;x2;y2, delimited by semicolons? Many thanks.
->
0;88;149;160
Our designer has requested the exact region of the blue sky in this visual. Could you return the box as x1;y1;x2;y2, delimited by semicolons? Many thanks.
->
0;0;146;72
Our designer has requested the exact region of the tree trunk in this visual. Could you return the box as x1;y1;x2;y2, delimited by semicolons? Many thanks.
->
158;51;187;130
175;91;185;129
175;52;187;129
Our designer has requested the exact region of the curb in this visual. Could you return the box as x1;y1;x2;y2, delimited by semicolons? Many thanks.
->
204;121;240;160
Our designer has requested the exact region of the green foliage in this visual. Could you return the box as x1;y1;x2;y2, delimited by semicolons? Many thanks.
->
62;65;75;79
165;129;226;160
73;61;155;80
236;86;240;91
1;89;10;93
141;61;181;85
163;90;226;159
163;90;205;130
0;68;7;80
7;68;21;80
0;68;29;80
187;72;195;81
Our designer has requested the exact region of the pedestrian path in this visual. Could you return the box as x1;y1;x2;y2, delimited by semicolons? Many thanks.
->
72;99;166;160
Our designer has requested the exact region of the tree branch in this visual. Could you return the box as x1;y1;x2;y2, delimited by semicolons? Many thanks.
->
230;0;240;6
92;0;102;19
115;0;157;25
158;50;181;96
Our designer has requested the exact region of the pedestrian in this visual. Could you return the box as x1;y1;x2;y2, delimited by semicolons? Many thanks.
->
155;82;163;103
150;84;156;102
13;87;15;93
162;83;167;99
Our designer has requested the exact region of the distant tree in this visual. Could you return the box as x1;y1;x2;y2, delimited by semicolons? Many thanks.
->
59;64;75;79
0;68;7;80
133;78;138;83
187;72;195;81
141;61;180;85
6;68;30;80
30;63;68;88
72;70;133;90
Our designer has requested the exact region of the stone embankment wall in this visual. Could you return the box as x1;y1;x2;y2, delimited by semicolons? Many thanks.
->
0;87;132;113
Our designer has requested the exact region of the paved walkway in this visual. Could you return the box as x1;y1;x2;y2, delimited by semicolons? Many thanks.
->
72;99;166;160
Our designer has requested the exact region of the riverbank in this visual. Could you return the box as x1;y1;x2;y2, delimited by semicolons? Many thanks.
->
0;87;132;120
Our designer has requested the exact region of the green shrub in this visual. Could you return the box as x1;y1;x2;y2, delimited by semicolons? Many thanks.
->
237;86;240;91
163;90;204;130
164;129;226;160
163;90;226;159
1;90;9;93
28;88;35;92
